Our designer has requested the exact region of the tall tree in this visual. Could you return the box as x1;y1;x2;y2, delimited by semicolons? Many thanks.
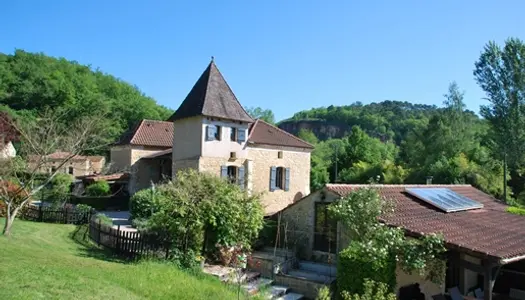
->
474;38;525;196
0;110;106;235
245;107;275;124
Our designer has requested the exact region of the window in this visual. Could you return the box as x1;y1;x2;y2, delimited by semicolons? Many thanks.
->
227;166;237;184
68;167;74;175
276;167;284;189
278;151;283;159
221;165;245;189
51;166;57;173
215;126;221;140
270;167;290;191
205;125;222;141
313;203;337;253
230;127;237;141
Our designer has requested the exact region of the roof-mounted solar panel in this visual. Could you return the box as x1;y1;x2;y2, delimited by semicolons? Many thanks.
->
405;188;484;213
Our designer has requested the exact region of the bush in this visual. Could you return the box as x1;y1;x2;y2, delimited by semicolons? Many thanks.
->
316;286;332;300
507;206;525;216
94;213;113;226
45;173;73;203
337;241;396;296
0;180;30;217
85;180;111;197
75;204;93;213
341;279;396;300
129;188;165;220
70;195;129;211
140;169;264;264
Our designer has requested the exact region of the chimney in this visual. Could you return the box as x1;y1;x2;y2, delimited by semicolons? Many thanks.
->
426;176;433;185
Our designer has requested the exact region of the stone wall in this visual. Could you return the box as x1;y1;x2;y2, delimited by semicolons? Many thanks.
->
274;274;332;299
109;145;131;172
172;158;200;177
248;146;311;215
279;190;340;261
198;156;247;176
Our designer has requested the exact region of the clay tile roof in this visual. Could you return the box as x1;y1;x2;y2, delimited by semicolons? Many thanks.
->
248;119;314;149
115;120;173;147
87;156;105;162
167;60;254;123
325;184;525;262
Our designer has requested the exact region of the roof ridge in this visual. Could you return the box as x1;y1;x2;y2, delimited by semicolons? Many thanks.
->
129;119;146;145
257;119;314;148
247;119;260;141
326;184;474;187
208;61;254;123
142;119;173;124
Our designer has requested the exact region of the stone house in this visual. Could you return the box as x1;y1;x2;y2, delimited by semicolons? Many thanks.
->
29;151;106;177
110;60;313;215
277;184;525;300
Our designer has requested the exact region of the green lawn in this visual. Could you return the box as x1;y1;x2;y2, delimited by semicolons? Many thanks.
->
0;219;239;300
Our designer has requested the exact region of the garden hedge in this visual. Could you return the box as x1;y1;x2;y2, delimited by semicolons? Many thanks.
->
337;241;397;296
70;195;129;211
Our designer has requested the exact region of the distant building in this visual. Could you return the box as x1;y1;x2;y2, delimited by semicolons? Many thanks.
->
111;60;314;215
0;141;16;159
29;151;106;177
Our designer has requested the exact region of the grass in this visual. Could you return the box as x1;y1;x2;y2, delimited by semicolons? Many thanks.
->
507;206;525;216
0;219;241;300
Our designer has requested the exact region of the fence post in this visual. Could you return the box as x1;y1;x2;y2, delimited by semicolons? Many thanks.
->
97;218;101;246
116;225;121;254
64;207;68;224
38;205;43;222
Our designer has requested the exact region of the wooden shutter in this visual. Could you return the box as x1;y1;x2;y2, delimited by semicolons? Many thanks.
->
237;129;246;143
206;125;215;141
284;168;290;191
220;166;228;178
238;166;245;190
270;166;277;191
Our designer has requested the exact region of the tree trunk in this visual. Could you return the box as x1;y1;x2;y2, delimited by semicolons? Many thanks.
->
2;214;14;236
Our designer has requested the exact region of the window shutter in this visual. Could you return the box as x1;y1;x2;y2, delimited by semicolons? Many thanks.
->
221;166;228;178
237;129;246;143
238;166;245;190
270;166;277;191
206;126;215;141
284;168;290;191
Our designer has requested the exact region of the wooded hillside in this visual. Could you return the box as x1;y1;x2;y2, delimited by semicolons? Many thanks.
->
0;50;173;153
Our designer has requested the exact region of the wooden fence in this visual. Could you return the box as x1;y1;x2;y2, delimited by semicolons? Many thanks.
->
88;217;172;259
23;205;96;225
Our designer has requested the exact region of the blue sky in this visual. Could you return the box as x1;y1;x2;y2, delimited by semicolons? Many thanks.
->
1;0;524;121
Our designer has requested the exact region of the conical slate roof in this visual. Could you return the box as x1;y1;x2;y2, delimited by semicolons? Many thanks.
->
168;60;254;123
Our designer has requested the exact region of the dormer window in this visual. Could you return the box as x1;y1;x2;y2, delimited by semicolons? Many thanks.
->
205;125;222;141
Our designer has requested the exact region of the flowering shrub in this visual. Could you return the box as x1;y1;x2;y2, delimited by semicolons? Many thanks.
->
329;185;445;296
0;180;30;217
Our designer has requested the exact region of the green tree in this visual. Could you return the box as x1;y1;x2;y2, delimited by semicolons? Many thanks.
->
44;173;73;204
245;106;275;124
297;128;318;144
474;38;525;197
85;180;111;197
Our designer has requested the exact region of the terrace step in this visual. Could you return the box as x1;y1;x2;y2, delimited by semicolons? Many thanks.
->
298;261;337;277
287;269;335;284
275;292;305;300
266;285;289;299
243;277;273;295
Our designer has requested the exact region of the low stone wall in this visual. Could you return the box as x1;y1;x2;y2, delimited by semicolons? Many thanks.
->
275;273;331;299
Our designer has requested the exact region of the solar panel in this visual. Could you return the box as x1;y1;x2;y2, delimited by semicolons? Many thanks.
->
404;188;484;213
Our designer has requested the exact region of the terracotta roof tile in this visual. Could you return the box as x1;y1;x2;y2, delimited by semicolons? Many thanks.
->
115;120;173;147
167;60;253;123
248;119;314;149
324;184;525;261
